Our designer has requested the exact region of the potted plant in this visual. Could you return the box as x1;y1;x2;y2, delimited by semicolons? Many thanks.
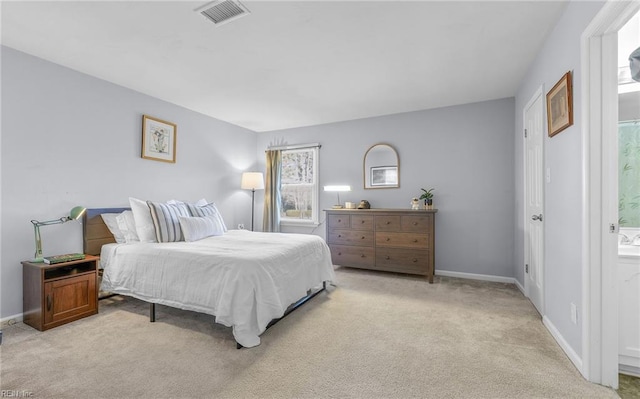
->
419;188;434;209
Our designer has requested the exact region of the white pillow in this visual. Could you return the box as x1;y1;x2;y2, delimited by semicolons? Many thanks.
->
129;197;157;242
100;213;126;243
179;215;224;242
185;202;228;232
116;210;140;243
167;198;209;208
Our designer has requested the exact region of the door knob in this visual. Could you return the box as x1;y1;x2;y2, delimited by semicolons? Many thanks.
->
531;214;543;221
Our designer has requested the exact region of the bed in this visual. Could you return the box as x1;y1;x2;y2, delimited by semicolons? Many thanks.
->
83;207;335;348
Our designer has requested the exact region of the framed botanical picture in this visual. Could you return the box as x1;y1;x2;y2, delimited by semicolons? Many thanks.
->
370;166;398;186
546;71;573;137
142;115;177;163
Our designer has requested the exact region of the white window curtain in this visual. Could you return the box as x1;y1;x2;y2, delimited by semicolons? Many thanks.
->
263;149;282;232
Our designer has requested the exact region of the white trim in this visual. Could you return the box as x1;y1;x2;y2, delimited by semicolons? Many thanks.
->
514;278;525;295
280;220;320;228
266;142;321;151
543;315;584;375
619;364;640;378
435;270;517;285
1;312;24;328
581;0;640;387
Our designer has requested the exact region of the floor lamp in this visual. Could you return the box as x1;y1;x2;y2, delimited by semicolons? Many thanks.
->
241;172;264;231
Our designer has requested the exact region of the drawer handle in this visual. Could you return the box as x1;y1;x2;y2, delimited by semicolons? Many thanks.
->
338;234;342;238
47;294;52;311
361;254;366;258
385;256;390;260
413;222;418;225
386;221;391;225
338;252;342;256
338;219;342;223
386;238;391;241
413;239;418;243
361;220;365;224
361;236;365;239
413;258;418;263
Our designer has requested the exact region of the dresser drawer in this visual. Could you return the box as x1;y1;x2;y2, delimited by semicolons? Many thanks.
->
376;248;430;275
329;245;375;268
401;215;433;233
350;215;374;230
328;229;374;246
375;215;401;231
376;232;429;249
328;214;350;229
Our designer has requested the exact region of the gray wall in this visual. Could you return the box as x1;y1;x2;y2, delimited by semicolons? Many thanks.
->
257;98;516;279
0;46;258;319
514;1;605;359
620;91;640;121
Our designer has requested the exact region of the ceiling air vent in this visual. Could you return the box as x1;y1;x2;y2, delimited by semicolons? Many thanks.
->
196;0;250;26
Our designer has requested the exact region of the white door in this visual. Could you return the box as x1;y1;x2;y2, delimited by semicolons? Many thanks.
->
524;89;545;315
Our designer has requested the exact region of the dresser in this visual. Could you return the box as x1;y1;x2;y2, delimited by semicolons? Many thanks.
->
325;209;437;283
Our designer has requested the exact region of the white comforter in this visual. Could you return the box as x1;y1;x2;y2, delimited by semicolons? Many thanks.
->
100;230;335;347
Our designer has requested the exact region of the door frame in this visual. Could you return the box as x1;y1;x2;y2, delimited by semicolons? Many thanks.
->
523;85;545;312
581;0;640;387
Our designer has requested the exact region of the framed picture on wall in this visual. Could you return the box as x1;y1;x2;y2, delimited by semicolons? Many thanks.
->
370;166;398;186
142;115;177;163
546;71;573;137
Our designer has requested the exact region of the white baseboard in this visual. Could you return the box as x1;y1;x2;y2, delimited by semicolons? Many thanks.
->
1;312;24;328
435;270;517;285
543;315;584;375
514;279;525;295
619;363;640;378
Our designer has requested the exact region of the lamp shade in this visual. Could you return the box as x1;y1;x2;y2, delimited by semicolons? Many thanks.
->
241;172;265;190
69;206;87;221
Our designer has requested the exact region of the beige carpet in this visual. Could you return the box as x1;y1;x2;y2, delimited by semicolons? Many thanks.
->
0;267;618;398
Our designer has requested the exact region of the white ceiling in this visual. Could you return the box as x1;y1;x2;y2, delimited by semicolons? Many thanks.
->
1;1;568;132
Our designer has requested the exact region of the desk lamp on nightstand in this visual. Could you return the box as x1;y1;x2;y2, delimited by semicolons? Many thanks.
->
31;206;86;263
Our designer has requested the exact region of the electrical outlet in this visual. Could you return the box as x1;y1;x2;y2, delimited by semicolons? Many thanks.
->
237;224;245;230
570;303;577;324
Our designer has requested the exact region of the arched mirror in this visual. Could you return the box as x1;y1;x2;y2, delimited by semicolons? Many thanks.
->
363;143;400;189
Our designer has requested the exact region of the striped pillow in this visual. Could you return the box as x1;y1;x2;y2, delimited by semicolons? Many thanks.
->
186;202;228;232
147;201;190;242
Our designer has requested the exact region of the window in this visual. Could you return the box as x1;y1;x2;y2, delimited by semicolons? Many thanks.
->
619;121;640;228
280;147;319;225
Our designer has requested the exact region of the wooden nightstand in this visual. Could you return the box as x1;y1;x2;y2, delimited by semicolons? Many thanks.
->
22;255;99;331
